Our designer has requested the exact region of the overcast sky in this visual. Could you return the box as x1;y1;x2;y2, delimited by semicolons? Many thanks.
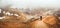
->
0;0;60;8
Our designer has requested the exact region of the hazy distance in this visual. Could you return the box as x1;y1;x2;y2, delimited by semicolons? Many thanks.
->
0;0;60;8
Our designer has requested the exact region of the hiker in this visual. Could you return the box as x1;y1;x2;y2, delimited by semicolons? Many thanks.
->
40;16;42;20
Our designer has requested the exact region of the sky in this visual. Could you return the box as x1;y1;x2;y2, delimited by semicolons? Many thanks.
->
0;0;60;8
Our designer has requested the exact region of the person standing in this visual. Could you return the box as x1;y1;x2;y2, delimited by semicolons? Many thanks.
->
40;16;42;20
